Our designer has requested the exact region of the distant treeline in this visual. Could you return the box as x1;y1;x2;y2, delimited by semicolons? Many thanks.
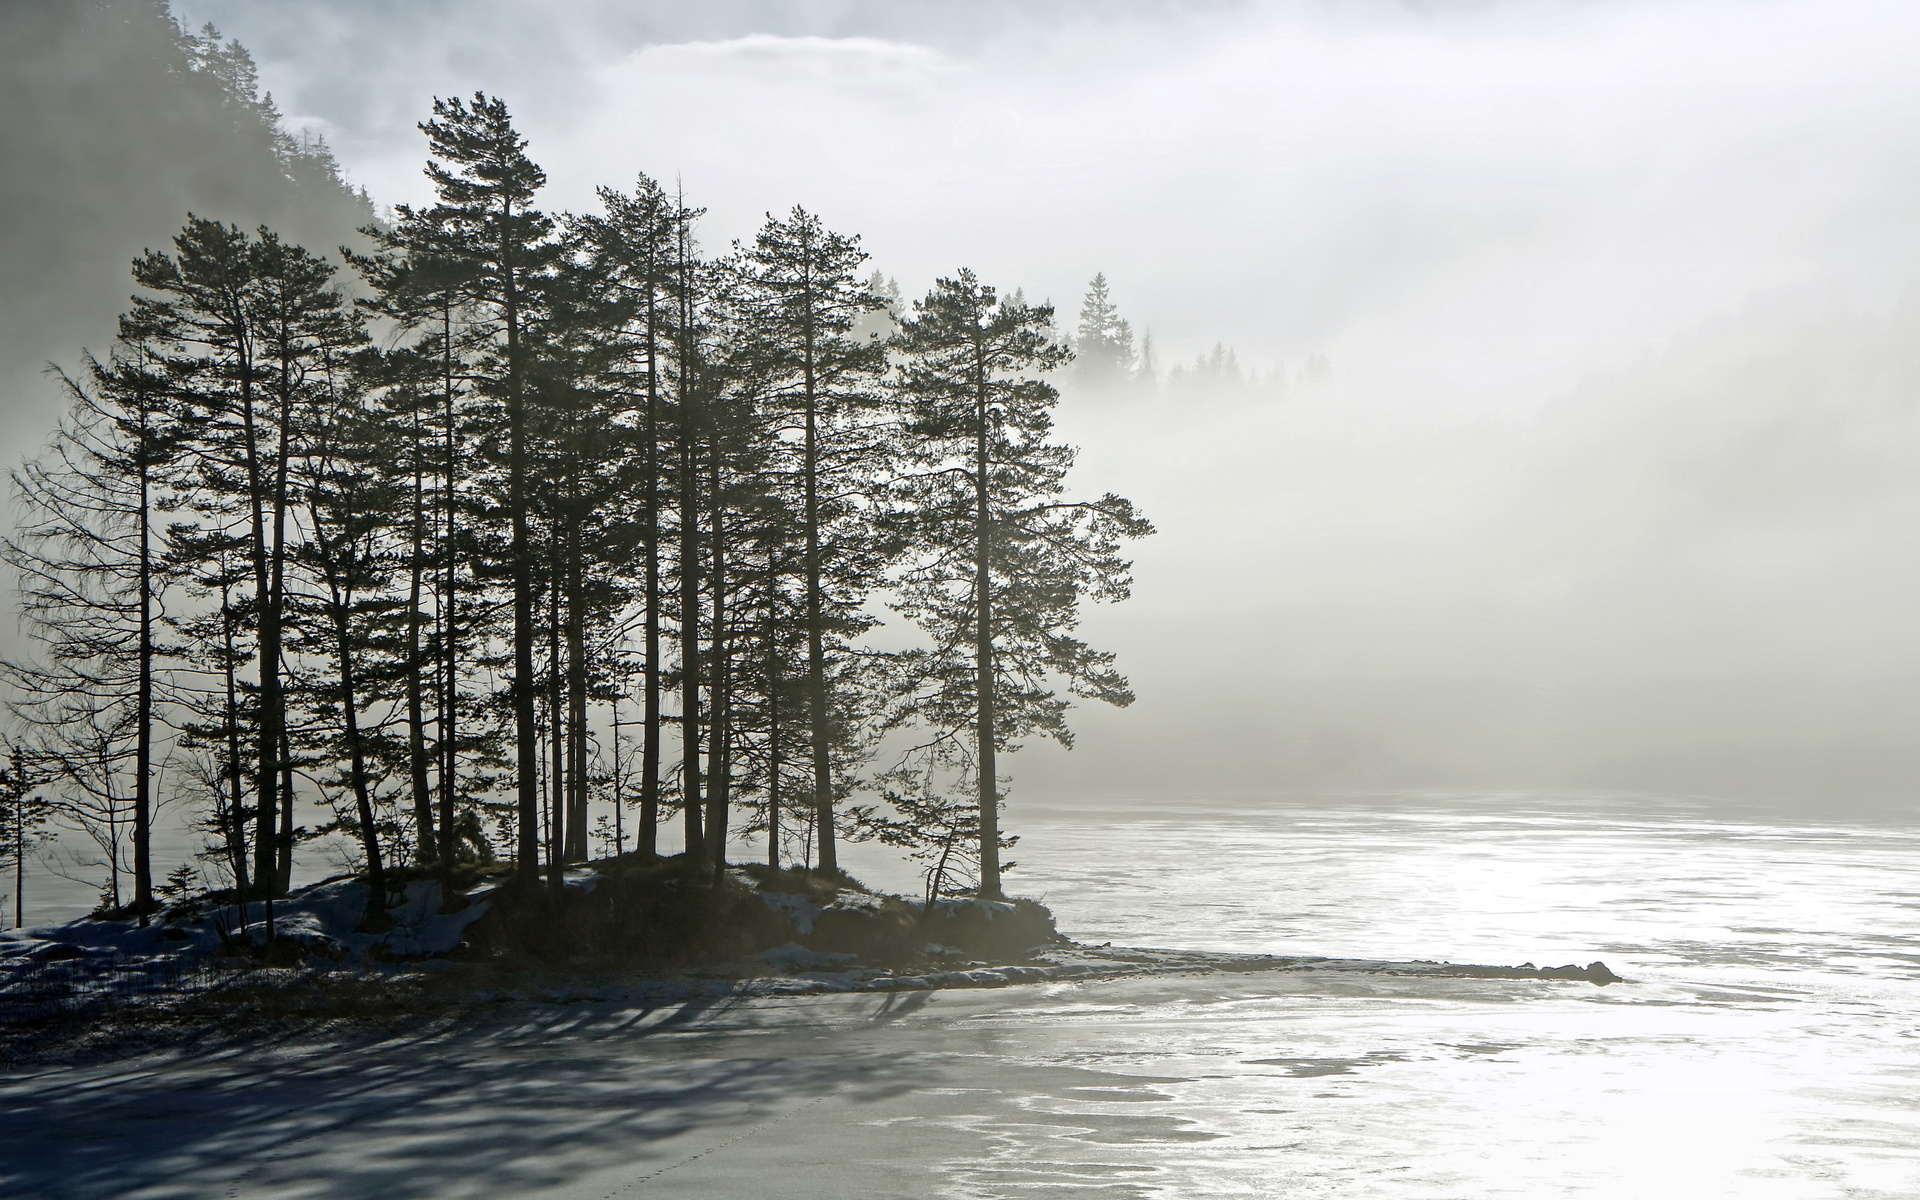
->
0;91;1150;931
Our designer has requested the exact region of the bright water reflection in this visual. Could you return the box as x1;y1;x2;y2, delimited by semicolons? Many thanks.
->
846;794;1920;1197
6;794;1917;1199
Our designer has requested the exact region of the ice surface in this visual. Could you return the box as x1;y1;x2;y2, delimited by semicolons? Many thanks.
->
3;799;1916;1197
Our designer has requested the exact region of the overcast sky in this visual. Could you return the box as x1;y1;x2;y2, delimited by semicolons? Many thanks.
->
163;0;1920;809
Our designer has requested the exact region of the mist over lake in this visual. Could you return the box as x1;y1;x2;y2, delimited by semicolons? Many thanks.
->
2;2;1917;1197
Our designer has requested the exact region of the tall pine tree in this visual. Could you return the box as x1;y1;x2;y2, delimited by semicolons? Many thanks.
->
371;95;558;881
890;271;1152;898
732;208;892;875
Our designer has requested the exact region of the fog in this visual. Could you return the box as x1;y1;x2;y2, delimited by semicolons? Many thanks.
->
54;0;1920;810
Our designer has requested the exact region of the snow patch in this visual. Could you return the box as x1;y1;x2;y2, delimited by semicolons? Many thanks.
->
754;889;825;935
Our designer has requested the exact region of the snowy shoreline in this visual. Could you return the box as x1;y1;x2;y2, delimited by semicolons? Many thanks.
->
0;864;1622;1002
0;928;1621;1072
0;864;1622;1069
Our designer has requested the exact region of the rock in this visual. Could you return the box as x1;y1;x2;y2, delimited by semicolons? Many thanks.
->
1536;960;1620;984
807;895;922;963
917;898;1060;962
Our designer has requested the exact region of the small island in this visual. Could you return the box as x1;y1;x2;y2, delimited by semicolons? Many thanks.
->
0;16;1618;1070
0;852;1621;1068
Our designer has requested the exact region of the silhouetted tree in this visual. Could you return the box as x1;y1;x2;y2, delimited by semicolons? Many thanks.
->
121;218;363;934
372;95;559;881
731;207;892;874
0;749;53;929
889;271;1152;898
2;351;178;918
571;175;695;860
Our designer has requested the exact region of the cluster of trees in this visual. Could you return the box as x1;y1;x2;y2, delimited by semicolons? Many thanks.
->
3;93;1149;931
1067;271;1312;399
1072;273;1143;387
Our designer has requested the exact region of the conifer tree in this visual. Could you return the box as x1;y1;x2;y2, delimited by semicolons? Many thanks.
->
1074;272;1136;385
293;374;402;911
373;95;558;881
170;543;257;921
731;208;891;874
347;244;493;884
0;750;52;929
670;208;715;868
571;176;695;859
890;271;1152;898
2;354;177;917
122;217;362;929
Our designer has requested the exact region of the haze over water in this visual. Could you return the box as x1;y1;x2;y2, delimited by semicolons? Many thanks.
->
4;3;1919;1195
143;0;1920;810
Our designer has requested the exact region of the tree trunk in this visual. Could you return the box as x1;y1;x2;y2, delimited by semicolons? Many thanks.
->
275;733;295;895
548;555;566;891
765;616;781;870
802;330;837;875
236;346;279;928
678;413;704;862
567;525;589;862
324;563;386;917
504;202;541;883
437;299;459;885
705;472;731;870
219;579;251;935
640;325;663;857
406;411;435;864
130;400;154;921
676;240;704;866
610;693;624;856
973;367;1002;900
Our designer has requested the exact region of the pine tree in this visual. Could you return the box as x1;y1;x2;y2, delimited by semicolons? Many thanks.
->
1073;272;1136;386
889;271;1152;899
571;175;695;860
121;217;363;933
2;351;177;919
0;749;53;929
293;374;402;913
347;242;495;886
731;208;892;875
373;95;559;881
169;541;258;925
531;247;639;878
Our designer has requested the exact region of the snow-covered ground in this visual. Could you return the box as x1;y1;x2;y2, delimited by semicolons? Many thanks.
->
0;967;1636;1200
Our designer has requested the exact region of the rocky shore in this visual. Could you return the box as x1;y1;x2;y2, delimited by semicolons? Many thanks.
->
0;856;1623;1066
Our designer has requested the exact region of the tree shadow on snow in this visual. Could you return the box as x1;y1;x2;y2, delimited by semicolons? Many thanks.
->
0;992;932;1199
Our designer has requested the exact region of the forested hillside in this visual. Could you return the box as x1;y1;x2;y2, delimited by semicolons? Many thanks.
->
0;0;372;446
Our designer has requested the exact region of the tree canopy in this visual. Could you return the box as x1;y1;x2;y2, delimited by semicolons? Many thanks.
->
5;92;1151;925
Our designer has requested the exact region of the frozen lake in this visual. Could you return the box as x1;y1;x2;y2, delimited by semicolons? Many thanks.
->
4;792;1918;1198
